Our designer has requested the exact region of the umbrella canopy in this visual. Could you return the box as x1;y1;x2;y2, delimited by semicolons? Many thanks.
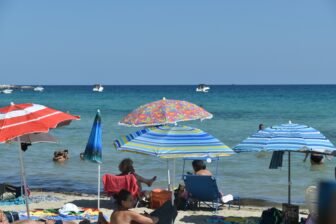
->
12;132;58;144
0;103;80;142
234;121;336;205
119;98;213;127
84;110;102;163
234;122;335;154
114;125;234;158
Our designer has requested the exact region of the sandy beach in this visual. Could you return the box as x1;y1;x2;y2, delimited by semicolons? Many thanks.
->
0;191;309;223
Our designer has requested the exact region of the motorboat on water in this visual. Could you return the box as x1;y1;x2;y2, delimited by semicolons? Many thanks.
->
33;86;44;92
196;84;210;93
1;89;13;94
93;84;104;92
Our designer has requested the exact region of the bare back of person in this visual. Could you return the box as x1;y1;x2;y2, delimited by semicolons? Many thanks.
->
196;169;212;176
110;210;157;224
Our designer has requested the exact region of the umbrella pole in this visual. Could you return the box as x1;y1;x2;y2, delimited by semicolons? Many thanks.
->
167;160;171;191
182;159;185;178
288;151;291;205
215;157;219;178
172;159;176;205
98;164;101;210
18;137;30;219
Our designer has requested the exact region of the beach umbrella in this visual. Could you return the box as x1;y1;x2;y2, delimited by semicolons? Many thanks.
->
83;109;102;209
119;98;213;127
0;102;79;218
234;121;336;204
114;125;234;190
114;125;234;158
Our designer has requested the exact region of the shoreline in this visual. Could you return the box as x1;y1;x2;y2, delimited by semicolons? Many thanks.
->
27;189;308;208
0;191;309;224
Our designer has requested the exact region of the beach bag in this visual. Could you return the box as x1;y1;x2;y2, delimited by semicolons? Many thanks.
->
260;207;283;224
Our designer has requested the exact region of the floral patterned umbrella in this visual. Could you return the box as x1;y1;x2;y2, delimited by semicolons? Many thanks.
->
119;98;213;127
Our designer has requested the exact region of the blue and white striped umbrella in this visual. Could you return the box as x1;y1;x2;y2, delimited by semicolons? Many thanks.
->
114;125;234;158
234;122;335;154
234;121;335;204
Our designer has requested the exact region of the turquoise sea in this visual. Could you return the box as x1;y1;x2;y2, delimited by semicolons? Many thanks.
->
1;85;336;204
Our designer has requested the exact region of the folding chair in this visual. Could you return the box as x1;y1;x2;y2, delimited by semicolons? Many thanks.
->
183;175;240;213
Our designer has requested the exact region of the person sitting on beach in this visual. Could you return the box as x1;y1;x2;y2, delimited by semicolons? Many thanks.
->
190;160;233;204
53;150;69;162
192;160;212;176
118;158;157;190
97;189;159;224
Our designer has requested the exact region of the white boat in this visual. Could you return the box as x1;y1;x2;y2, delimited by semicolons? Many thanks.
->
1;89;13;94
33;86;44;92
196;84;210;93
93;84;104;92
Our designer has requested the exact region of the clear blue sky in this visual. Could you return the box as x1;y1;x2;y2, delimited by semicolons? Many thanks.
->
1;1;336;85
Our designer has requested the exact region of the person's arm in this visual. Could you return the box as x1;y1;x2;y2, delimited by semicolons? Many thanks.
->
129;211;159;224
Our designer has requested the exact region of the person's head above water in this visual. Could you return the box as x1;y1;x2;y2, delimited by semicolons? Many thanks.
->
259;124;264;131
115;189;133;209
119;158;135;174
192;160;206;172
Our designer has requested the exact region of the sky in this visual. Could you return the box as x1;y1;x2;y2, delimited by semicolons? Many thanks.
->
0;0;336;85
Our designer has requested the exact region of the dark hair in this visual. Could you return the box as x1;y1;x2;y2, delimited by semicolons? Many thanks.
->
259;124;264;130
192;160;206;172
119;158;135;174
115;189;132;206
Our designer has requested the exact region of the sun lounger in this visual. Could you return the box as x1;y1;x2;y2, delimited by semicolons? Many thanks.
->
183;175;240;212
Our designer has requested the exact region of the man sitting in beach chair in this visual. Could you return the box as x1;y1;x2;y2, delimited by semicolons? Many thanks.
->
183;160;240;211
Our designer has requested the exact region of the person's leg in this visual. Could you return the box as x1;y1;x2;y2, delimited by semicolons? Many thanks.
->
150;200;177;224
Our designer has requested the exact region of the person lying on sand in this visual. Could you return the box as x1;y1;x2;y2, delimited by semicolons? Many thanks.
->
0;210;75;224
97;189;159;224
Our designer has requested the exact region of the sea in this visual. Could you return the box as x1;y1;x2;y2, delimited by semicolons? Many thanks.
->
1;85;336;204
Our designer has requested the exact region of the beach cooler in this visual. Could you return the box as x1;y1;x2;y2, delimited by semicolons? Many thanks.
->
150;189;172;209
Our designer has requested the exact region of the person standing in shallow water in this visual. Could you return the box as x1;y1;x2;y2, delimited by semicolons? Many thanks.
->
303;152;326;165
258;123;264;131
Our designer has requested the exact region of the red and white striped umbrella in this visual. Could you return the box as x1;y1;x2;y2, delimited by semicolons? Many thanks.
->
0;103;80;143
0;102;80;218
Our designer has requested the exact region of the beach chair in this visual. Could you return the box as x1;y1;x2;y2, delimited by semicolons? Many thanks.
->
183;175;240;212
102;174;139;198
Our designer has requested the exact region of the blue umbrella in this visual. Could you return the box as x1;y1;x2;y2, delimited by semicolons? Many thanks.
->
83;109;102;209
234;121;336;204
84;110;102;163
